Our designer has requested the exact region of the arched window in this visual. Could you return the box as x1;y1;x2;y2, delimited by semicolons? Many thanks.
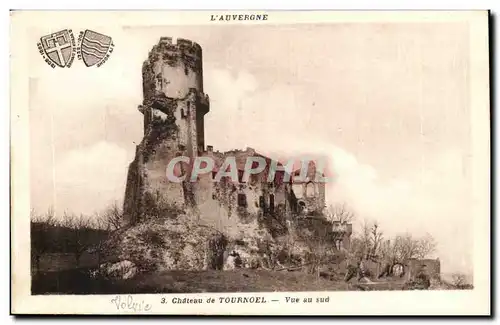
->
306;182;315;197
292;184;303;198
237;193;247;207
269;194;275;213
298;201;306;213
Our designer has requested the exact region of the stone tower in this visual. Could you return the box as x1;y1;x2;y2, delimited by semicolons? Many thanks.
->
123;37;210;225
140;37;210;157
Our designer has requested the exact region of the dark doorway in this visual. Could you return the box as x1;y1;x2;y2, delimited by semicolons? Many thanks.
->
269;194;275;213
237;193;247;207
259;195;267;214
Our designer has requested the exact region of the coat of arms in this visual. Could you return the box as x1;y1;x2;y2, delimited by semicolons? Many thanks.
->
79;30;114;67
39;29;76;68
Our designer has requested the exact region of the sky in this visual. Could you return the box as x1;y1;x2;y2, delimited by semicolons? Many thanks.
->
28;23;473;274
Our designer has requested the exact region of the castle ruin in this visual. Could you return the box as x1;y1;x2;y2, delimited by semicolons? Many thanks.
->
123;37;350;247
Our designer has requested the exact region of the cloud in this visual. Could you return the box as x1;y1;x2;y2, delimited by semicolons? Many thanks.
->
189;68;473;273
207;69;258;100
51;141;131;215
324;146;472;274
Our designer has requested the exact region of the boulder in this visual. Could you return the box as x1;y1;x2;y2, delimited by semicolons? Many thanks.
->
224;255;237;270
223;252;244;270
100;260;137;280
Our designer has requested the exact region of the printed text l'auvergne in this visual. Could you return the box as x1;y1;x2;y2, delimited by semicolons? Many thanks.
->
210;14;269;22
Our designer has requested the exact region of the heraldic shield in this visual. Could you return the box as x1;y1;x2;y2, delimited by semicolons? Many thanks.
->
80;30;113;67
40;30;74;68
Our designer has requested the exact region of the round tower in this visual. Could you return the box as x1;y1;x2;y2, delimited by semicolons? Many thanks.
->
142;37;204;99
140;37;210;155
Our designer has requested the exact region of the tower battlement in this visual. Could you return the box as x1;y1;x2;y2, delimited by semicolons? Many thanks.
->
145;37;203;77
142;36;205;100
157;37;203;55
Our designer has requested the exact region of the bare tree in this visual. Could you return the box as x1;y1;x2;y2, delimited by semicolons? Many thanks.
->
305;224;336;278
452;273;466;287
369;222;384;258
451;273;472;289
90;214;110;270
349;219;372;258
61;213;93;267
327;203;355;224
392;234;416;262
347;219;385;266
379;239;395;260
390;233;437;263
31;207;57;224
414;233;437;259
31;207;58;274
102;201;123;231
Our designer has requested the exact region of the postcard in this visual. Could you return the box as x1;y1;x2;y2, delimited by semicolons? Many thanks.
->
10;10;490;315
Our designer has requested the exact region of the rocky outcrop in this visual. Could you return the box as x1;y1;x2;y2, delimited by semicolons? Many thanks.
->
106;208;281;272
106;205;347;275
109;217;218;272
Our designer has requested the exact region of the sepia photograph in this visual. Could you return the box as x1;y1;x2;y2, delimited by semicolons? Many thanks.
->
10;10;490;315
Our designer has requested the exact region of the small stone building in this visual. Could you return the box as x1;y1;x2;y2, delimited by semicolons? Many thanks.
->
406;258;441;282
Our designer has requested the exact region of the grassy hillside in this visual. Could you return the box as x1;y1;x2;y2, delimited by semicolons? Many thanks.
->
32;268;409;294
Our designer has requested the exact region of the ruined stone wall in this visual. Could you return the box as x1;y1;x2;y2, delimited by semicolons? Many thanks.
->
124;37;210;224
181;148;295;239
292;181;325;213
124;37;317;232
123;115;185;225
288;161;327;213
331;222;352;250
193;173;257;238
317;182;326;210
406;258;441;281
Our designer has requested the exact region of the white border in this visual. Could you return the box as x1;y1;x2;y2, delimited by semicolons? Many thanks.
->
5;5;494;320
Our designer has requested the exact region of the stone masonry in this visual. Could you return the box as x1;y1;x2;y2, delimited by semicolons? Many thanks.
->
123;37;327;235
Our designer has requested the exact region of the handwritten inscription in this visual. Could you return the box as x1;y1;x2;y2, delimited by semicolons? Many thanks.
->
111;295;152;312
